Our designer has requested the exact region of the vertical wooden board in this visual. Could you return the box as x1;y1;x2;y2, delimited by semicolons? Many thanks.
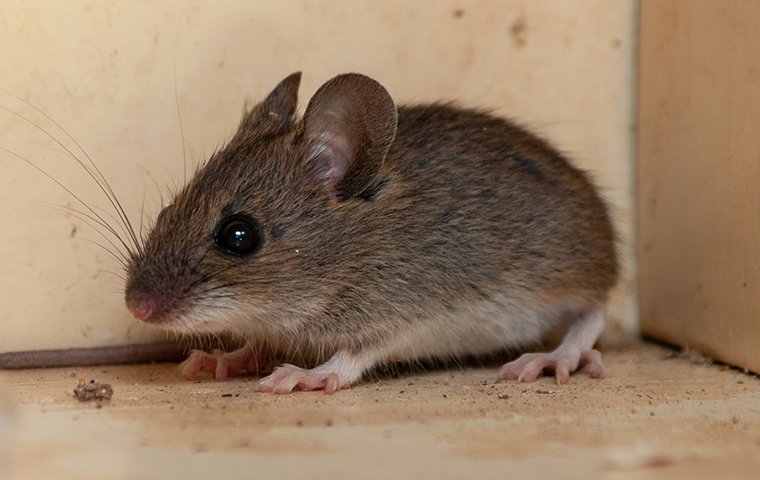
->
639;0;760;371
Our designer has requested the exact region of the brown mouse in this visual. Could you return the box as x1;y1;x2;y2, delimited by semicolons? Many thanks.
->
123;72;618;393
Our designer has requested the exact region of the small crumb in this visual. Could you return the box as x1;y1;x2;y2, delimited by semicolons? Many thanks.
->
509;16;527;47
442;394;448;399
73;379;113;402
221;393;233;398
534;389;553;395
497;393;510;400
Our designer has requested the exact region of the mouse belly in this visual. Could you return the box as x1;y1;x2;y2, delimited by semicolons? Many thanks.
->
378;298;557;362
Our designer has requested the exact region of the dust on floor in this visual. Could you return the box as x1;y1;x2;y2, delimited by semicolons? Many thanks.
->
1;342;759;480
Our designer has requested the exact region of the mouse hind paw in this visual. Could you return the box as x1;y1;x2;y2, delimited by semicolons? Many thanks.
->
499;348;605;384
499;308;606;384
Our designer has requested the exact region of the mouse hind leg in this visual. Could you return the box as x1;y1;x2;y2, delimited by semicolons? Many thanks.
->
499;307;606;384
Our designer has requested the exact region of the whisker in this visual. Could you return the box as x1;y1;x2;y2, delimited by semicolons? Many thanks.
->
133;162;168;210
5;94;144;253
78;238;129;269
139;189;147;242
0;101;141;254
174;62;188;185
96;269;127;281
2;146;133;256
31;200;125;249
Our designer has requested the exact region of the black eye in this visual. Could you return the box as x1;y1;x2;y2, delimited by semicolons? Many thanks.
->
213;214;263;256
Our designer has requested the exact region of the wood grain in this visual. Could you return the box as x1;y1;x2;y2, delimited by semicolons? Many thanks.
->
638;0;760;371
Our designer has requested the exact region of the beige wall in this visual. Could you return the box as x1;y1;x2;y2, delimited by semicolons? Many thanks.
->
0;0;636;352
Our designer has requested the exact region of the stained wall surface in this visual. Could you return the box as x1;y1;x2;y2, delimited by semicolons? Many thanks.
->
0;1;636;352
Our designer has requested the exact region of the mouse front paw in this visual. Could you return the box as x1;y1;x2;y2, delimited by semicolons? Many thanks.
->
179;344;266;381
257;351;364;394
257;365;342;394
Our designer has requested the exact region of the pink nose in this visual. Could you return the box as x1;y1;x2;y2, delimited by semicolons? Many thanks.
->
125;291;159;322
128;302;155;321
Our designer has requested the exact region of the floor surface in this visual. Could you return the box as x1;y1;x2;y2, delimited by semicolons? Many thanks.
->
1;342;759;480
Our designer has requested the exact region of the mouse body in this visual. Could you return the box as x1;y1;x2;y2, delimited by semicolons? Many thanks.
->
124;72;618;393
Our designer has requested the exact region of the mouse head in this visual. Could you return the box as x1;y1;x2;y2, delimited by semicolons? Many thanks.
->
124;72;397;336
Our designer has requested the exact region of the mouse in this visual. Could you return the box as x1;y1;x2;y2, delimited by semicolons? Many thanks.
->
121;71;619;393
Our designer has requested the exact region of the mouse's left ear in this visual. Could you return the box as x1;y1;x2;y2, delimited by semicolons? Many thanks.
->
238;72;301;137
303;73;397;200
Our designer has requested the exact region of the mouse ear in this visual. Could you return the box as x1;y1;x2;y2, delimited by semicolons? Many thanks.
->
239;72;301;136
303;73;397;200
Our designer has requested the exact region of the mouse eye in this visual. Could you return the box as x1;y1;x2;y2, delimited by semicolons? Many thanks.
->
213;214;263;256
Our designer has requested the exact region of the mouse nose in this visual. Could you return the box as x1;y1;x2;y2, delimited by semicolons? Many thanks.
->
128;301;155;321
125;290;160;322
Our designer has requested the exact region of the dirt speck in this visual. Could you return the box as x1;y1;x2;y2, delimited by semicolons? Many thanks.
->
73;379;113;402
510;16;527;47
452;9;464;19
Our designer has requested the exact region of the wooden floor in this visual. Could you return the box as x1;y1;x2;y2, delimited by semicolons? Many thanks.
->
1;342;759;480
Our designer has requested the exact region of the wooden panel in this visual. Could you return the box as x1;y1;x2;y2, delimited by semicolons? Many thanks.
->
639;0;760;371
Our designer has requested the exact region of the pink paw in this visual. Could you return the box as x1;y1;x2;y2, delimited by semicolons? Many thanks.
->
257;364;343;394
256;351;363;394
179;345;265;380
499;349;605;385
